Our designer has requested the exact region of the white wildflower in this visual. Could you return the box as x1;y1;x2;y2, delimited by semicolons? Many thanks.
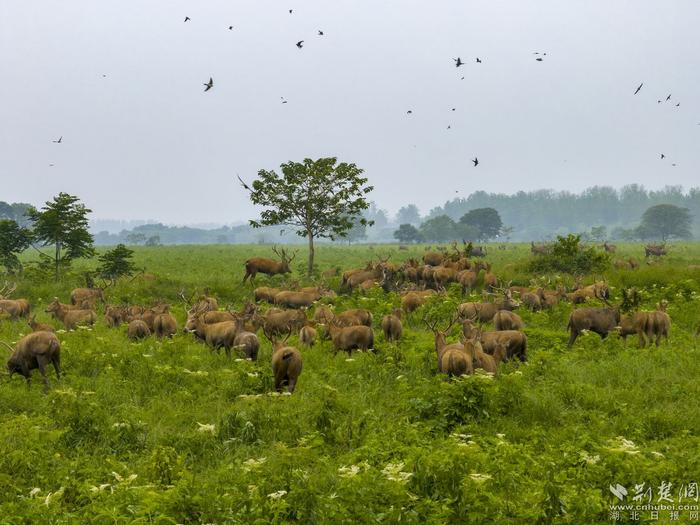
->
606;436;640;455
29;488;41;497
112;471;123;482
113;422;129;428
268;490;287;500
496;433;506;439
345;358;355;362
651;451;665;458
247;372;259;378
44;486;64;506
381;462;413;484
338;465;361;478
196;422;216;434
469;473;492;483
242;457;267;472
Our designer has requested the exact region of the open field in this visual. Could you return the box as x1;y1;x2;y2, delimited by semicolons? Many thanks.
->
1;243;700;524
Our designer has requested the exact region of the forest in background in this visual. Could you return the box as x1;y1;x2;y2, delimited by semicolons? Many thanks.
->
2;184;699;245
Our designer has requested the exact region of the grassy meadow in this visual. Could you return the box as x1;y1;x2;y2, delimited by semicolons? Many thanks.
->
1;243;700;524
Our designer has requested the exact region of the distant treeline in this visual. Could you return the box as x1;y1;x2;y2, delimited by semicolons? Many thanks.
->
427;185;700;240
2;184;697;245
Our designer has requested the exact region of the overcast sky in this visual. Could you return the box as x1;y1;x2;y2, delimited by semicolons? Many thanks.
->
1;1;698;225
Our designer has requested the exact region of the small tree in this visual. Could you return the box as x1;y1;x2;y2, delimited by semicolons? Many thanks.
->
0;219;33;274
26;193;94;281
529;234;609;275
396;204;421;226
145;235;161;246
240;157;374;274
345;218;368;244
638;204;692;241
420;215;458;242
459;208;503;241
96;244;136;282
125;232;147;245
394;223;422;243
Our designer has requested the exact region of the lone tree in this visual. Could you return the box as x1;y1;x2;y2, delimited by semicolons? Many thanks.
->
396;204;421;226
637;204;692;241
240;157;373;274
419;215;458;242
96;244;136;283
459;207;503;241
26;193;94;281
393;223;422;243
0;219;33;274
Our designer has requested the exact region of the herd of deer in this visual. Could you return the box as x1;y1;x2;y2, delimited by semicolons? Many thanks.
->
0;241;690;393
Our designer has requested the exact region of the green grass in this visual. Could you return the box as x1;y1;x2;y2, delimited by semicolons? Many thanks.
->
1;243;700;524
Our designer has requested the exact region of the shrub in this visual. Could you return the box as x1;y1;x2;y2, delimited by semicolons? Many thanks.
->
529;234;609;275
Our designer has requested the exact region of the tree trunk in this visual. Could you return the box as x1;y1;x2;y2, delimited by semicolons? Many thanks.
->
55;241;61;281
307;231;315;276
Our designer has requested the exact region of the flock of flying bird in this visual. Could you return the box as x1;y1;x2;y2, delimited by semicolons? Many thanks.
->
47;8;691;172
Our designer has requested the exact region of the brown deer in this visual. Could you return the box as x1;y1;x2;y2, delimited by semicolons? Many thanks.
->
127;319;151;340
0;282;30;319
27;315;55;333
265;330;303;393
45;298;96;330
3;332;61;392
242;246;296;282
381;309;403;341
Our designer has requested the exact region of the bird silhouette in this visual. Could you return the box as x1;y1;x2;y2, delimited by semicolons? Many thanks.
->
460;76;465;80
228;25;233;30
49;164;54;167
476;57;482;63
52;136;62;143
675;103;680;107
634;82;643;95
666;94;671;101
454;57;464;67
184;16;190;22
447;125;451;129
237;175;251;191
318;30;324;36
296;40;304;48
661;154;665;159
407;110;413;114
203;77;213;92
472;158;479;167
281;97;288;104
289;9;293;14
452;108;456;111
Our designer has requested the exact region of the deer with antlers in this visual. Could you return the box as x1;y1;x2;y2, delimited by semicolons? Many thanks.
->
3;331;61;392
424;314;474;376
0;282;30;319
242;246;297;282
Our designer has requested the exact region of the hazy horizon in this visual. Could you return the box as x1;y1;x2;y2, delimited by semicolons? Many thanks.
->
2;1;699;223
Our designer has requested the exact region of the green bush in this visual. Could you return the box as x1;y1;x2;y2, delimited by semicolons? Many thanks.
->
529;234;609;275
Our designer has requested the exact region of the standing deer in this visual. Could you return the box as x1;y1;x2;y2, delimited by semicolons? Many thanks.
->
242;246;296;282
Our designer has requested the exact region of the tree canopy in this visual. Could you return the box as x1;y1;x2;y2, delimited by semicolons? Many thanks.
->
0;219;33;274
393;223;422;243
241;157;373;274
96;244;137;282
637;204;692;241
396;204;421;226
459;207;503;240
26;193;94;280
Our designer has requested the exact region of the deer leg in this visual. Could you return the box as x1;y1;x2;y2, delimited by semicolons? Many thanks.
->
36;356;51;392
567;331;578;348
287;376;297;394
52;356;61;380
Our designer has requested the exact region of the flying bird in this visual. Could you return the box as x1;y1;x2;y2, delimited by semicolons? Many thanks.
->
666;94;672;101
289;9;293;13
237;175;251;191
296;40;304;48
184;16;190;22
535;57;543;62
203;77;213;92
460;76;465;80
281;97;288;104
634;82;643;95
228;25;233;30
661;153;665;159
472;157;479;167
52;136;62;143
675;103;680;107
49;164;54;167
318;30;324;36
407;110;413;114
452;108;456;111
476;57;482;63
454;57;464;67
447;125;451;129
